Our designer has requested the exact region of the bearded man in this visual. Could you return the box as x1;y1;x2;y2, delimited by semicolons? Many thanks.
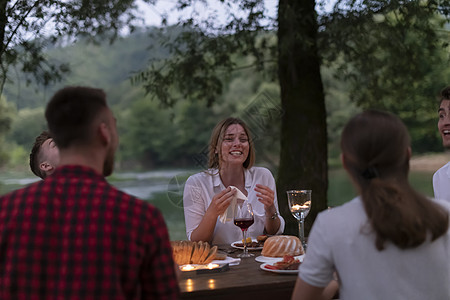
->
0;86;179;299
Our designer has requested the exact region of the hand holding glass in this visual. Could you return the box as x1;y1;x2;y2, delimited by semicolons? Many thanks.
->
233;202;255;257
287;190;312;250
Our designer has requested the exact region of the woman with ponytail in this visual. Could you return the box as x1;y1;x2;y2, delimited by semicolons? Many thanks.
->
292;110;450;300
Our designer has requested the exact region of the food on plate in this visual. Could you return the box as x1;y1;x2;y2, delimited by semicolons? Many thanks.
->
234;241;264;248
234;235;267;248
242;237;252;244
261;235;304;257
257;235;268;242
171;240;218;265
264;255;301;270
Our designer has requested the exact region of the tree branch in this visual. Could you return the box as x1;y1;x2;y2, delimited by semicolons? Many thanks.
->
4;0;41;51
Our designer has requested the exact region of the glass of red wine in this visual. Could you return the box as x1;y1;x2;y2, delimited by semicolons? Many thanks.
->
233;202;255;258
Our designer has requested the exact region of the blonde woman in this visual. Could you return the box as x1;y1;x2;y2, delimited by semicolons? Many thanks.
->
183;117;285;245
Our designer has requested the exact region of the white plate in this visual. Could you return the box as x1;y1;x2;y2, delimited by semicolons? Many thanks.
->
260;263;299;274
255;255;304;264
211;256;241;266
231;240;263;251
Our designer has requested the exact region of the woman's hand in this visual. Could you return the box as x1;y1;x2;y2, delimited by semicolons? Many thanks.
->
256;184;280;235
207;187;236;217
190;187;237;242
255;184;276;214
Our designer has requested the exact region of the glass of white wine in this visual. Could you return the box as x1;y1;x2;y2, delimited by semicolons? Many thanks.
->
287;190;312;250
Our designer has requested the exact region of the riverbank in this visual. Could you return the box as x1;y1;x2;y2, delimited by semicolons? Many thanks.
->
410;152;448;172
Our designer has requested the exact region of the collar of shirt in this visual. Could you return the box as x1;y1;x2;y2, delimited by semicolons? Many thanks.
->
210;167;253;191
51;165;106;182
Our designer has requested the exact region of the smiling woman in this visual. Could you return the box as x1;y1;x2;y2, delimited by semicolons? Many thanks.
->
182;117;285;245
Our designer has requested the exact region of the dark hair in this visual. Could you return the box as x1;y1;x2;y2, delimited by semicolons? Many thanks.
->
208;117;255;169
45;86;107;148
29;131;51;179
341;110;448;250
440;86;450;103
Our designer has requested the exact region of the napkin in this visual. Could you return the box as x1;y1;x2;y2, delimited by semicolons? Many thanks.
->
218;186;247;223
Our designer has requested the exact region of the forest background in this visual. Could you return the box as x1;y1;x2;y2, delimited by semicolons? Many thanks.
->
0;24;448;195
1;25;449;173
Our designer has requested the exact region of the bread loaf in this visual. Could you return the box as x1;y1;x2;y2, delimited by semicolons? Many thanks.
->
261;235;304;257
170;240;218;265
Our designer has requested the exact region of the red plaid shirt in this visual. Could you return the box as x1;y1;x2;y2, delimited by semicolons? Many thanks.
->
0;165;179;300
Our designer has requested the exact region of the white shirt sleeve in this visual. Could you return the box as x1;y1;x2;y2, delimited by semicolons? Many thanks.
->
258;168;285;234
298;212;334;287
183;175;208;241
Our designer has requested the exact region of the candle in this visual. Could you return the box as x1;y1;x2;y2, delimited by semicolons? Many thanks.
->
206;263;219;269
291;203;309;210
181;264;196;271
208;279;216;289
180;263;220;272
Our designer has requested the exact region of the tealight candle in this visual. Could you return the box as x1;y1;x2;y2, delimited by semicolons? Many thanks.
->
206;263;219;269
181;264;196;271
292;203;310;210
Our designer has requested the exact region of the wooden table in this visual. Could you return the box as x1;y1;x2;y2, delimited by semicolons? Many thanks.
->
179;245;298;299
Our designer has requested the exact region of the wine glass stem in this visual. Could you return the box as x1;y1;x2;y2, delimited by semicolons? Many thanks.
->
242;229;248;256
299;218;305;249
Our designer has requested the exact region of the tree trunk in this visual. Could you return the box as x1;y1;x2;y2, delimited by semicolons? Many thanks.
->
276;0;328;236
0;0;9;94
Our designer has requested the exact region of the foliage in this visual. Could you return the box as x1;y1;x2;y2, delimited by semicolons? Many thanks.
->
133;0;276;107
6;107;47;148
1;24;448;172
5;144;28;169
0;0;156;94
0;95;14;166
120;62;281;169
319;1;450;154
2;28;159;110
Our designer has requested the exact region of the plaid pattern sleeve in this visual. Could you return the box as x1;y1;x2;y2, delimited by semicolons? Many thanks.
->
141;207;179;299
0;165;179;300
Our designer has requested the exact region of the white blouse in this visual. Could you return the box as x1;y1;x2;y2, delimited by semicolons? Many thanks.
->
183;167;285;245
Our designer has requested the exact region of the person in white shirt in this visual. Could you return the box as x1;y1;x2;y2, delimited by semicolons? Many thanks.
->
183;117;285;245
292;110;450;300
433;86;450;201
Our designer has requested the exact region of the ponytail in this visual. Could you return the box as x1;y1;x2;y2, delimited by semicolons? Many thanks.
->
341;110;449;251
361;177;448;250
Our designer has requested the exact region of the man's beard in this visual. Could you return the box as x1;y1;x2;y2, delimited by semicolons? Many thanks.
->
103;147;115;176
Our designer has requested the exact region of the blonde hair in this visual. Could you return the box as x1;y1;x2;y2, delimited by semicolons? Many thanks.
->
208;117;255;170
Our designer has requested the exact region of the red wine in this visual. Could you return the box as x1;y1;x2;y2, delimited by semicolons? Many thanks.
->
234;218;254;230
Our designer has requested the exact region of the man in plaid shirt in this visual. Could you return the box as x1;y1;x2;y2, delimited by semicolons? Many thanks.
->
0;86;179;299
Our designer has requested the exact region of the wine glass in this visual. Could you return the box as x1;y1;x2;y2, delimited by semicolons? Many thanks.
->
233;202;255;258
287;190;312;250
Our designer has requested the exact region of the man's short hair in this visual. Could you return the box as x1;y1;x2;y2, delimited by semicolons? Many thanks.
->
29;131;51;179
45;86;107;149
440;86;450;102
